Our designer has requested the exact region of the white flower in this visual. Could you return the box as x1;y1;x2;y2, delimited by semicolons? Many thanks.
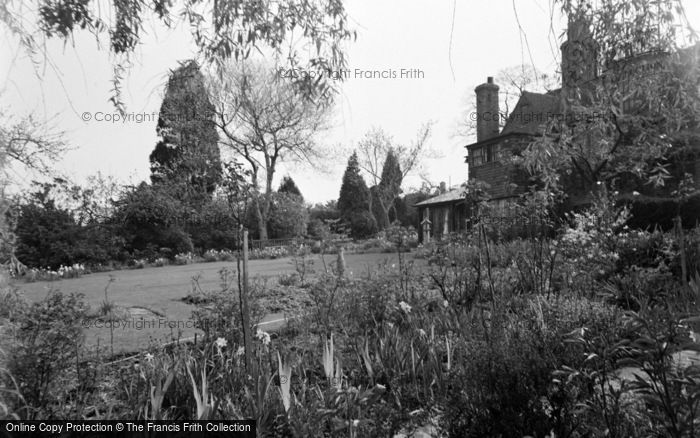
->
144;352;154;362
256;328;271;346
235;346;245;357
352;419;360;428
215;337;227;349
443;300;449;308
399;301;412;314
417;329;427;337
633;191;640;196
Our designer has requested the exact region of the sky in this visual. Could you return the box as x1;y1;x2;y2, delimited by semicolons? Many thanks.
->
2;0;700;203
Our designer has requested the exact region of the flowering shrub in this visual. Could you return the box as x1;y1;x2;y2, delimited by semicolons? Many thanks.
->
558;193;631;292
249;246;291;260
23;263;88;282
152;257;169;267
173;252;196;265
130;258;147;269
202;249;236;262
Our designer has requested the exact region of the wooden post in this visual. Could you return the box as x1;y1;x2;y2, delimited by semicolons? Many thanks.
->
240;229;253;373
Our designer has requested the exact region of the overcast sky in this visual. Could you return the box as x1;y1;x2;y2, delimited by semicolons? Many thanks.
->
2;1;700;203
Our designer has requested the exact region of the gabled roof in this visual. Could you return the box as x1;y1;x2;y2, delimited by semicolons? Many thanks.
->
500;91;562;136
415;188;467;207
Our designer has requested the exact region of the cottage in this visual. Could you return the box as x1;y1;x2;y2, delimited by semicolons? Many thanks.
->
417;17;700;241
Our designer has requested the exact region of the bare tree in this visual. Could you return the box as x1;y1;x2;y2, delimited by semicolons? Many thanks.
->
356;123;434;185
0;109;68;178
356;124;433;227
208;61;331;240
0;108;68;274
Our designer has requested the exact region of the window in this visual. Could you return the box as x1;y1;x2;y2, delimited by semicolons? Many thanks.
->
486;144;496;162
471;147;485;166
470;144;498;167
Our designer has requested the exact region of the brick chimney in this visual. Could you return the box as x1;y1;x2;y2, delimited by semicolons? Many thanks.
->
561;16;597;96
475;76;499;142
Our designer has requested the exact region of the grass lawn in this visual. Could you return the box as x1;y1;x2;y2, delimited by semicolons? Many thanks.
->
12;252;413;356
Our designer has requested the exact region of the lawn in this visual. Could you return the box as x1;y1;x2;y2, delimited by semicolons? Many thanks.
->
13;252;412;356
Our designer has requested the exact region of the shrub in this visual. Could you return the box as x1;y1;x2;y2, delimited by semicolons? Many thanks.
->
443;295;622;437
268;192;308;239
278;273;300;287
348;211;378;239
7;292;88;419
173;252;195;265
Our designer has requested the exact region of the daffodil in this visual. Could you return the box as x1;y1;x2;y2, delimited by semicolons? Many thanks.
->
256;328;271;346
215;337;227;349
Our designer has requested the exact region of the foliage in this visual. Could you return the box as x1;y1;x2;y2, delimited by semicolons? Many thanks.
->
209;60;330;240
347;211;377;240
6;291;89;419
338;152;370;216
520;0;700;209
394;190;432;228
112;182;192;259
338;152;377;239
278;176;303;202
150;59;221;205
3;0;356;110
14;182;121;269
267;192;308;239
185;197;239;251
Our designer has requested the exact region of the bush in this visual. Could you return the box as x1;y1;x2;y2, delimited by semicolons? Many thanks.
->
7;292;88;419
443;295;622;437
278;273;300;287
268;192;308;239
173;252;195;265
348;211;378;239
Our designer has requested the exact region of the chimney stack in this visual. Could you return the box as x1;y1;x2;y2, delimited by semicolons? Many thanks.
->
561;16;597;96
475;76;500;142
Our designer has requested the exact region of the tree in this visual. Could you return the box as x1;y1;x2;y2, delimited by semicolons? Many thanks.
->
0;107;69;272
338;152;376;238
209;61;331;240
356;124;434;186
2;0;355;111
150;60;221;206
278;176;304;202
112;182;193;258
339;152;369;215
520;1;700;206
0;108;68;177
375;148;403;228
267;192;308;239
14;180;121;268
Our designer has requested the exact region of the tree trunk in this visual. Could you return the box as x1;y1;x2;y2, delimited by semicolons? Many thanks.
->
253;195;268;240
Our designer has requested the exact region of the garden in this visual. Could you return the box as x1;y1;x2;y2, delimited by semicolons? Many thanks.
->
3;196;700;437
1;0;700;436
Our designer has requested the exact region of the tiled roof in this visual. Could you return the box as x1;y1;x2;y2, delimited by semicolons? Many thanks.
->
415;188;467;207
501;91;562;136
